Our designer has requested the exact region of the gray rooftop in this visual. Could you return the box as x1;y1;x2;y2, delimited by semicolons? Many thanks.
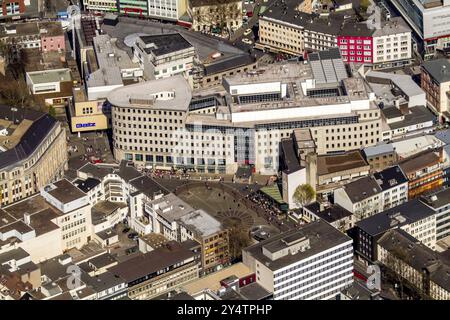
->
422;59;450;84
107;75;192;111
243;220;352;271
356;198;435;236
363;143;395;158
178;209;224;237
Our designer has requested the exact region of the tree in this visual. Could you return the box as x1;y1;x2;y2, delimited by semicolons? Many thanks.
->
293;184;316;207
0;76;34;108
228;221;252;262
48;106;57;118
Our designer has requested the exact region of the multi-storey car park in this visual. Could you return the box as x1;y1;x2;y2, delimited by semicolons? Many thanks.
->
108;48;383;175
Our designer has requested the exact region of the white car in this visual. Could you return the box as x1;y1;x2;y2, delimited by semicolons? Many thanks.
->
244;28;252;36
242;38;253;45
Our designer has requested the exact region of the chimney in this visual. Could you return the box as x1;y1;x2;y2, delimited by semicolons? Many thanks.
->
24;213;31;225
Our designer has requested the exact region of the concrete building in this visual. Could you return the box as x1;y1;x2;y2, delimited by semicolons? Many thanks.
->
302;202;354;232
109;48;383;175
108;240;201;300
257;1;412;69
378;229;450;299
70;34;143;133
421;59;450;123
421;188;450;241
84;0;119;13
0;21;64;52
178;209;230;274
242;220;354;300
363;144;398;172
314;150;371;196
371;17;412;70
132;33;195;86
389;0;450;59
351;198;436;262
188;0;243;33
118;0;188;21
0;107;67;206
334;165;409;220
398;150;444;199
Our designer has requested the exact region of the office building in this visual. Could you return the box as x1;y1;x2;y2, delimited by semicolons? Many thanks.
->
421;58;450;123
351;198;436;262
389;0;450;59
108;48;383;175
108;240;201;300
242;220;354;300
132;33;195;86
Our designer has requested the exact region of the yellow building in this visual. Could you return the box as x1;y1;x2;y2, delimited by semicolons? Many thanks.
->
69;87;111;133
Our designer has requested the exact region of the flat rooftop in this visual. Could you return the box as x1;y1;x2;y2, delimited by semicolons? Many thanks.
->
150;193;194;223
106;75;192;111
244;220;352;271
178;209;224;237
139;33;193;56
45;179;87;204
317;150;369;176
26;68;72;84
182;262;252;295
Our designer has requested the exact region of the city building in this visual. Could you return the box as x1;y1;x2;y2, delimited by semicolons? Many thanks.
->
371;17;413;70
132;33;195;86
242;220;354;300
302;202;354;232
108;240;201;300
398;150;444;198
421;58;450;122
334;165;409;220
351;198;436;262
108;48;383;175
0;106;67;206
70;34;143;133
188;0;243;33
421;188;450;241
118;0;188;21
0;179;93;262
378;229;450;299
178;209;230;274
83;0;118;13
0;0;40;20
314;150;371;196
363;144;398;172
0;21;64;52
389;0;450;59
257;1;412;68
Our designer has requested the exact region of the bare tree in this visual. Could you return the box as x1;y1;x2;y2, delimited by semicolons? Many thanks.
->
227;220;252;261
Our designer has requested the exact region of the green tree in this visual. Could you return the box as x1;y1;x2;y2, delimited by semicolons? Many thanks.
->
293;184;316;207
48;106;56;118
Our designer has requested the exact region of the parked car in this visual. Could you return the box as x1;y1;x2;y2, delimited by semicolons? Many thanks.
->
242;38;253;45
244;28;252;36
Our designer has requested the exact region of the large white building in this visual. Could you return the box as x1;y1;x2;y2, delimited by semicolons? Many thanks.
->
242;220;354;300
334;165;409;221
108;48;383;175
389;0;450;59
372;17;413;70
132;33;195;86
